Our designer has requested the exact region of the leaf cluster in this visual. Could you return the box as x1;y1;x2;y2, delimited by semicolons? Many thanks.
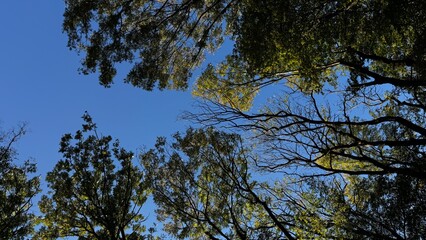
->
63;0;238;90
0;125;40;240
37;113;147;240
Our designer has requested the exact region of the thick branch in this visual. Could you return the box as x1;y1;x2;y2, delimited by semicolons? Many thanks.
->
341;60;425;88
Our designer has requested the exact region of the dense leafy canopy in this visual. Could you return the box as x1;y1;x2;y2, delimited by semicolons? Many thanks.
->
0;125;40;240
63;0;426;94
63;0;238;90
12;0;425;239
141;128;426;239
141;128;296;239
289;174;426;239
187;1;426;237
37;114;147;240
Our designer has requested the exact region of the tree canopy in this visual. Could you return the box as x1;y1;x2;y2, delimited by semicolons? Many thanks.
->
23;0;426;239
141;128;298;239
37;114;148;240
63;0;238;89
63;0;426;93
0;125;40;240
141;127;426;239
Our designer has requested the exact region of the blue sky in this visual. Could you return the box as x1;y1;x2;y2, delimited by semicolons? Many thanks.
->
0;1;197;173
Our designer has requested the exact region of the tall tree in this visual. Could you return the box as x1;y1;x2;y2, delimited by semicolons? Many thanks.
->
141;128;297;239
37;113;147;240
0;125;40;239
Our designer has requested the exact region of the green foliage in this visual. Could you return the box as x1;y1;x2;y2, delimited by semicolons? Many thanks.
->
236;0;423;83
63;1;426;239
193;56;258;111
139;126;426;239
63;0;237;90
0;125;40;240
36;113;147;240
64;0;426;108
291;174;426;239
141;128;294;239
